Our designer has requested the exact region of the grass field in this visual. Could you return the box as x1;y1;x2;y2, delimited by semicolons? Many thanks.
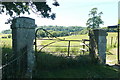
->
1;32;120;78
1;32;117;48
1;32;118;62
36;32;118;58
33;52;120;78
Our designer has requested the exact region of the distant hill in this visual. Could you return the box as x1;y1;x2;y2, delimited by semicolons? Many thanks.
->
38;26;85;32
101;27;117;32
1;26;88;37
1;29;12;34
36;26;88;37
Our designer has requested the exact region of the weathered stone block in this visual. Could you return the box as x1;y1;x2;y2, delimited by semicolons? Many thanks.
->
11;17;36;78
89;29;108;64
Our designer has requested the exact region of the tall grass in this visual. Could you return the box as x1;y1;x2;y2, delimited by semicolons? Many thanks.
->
1;36;12;64
35;52;99;70
33;51;120;78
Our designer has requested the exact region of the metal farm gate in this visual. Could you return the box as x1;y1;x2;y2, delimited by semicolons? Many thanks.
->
118;25;120;64
34;28;90;57
108;25;120;64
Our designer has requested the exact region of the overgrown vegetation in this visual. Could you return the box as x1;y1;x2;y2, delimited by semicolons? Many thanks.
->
2;46;120;78
33;52;120;78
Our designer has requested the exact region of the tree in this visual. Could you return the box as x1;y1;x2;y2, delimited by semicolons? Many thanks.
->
0;1;59;22
86;8;104;29
37;30;46;38
1;29;12;34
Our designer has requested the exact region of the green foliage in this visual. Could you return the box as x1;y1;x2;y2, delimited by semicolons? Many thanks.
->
102;27;117;32
1;29;12;34
86;8;104;29
37;30;69;38
36;30;47;38
78;28;89;35
51;31;69;37
0;1;59;21
36;26;86;38
39;26;84;32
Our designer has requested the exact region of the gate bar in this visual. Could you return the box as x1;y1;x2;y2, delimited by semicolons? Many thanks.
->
118;24;120;64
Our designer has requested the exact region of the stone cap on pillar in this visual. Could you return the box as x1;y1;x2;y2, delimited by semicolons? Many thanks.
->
11;17;37;29
89;29;108;36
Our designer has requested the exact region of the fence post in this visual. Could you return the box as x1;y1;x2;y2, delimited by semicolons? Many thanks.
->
82;40;85;55
111;37;113;47
68;41;70;56
89;29;108;64
11;17;36;78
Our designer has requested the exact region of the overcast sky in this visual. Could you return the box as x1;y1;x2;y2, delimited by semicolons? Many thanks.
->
0;0;119;32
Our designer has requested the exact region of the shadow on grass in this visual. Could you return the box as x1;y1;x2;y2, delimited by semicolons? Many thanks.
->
1;47;120;78
33;52;120;78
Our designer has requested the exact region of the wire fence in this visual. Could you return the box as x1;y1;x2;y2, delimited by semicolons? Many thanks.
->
1;46;28;78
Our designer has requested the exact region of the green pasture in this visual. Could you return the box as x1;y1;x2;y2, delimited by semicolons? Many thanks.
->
36;32;117;56
36;38;89;56
37;32;117;48
1;32;120;78
1;32;118;64
0;34;12;48
1;32;117;50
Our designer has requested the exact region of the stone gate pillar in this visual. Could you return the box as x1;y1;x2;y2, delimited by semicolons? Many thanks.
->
89;29;108;64
11;17;36;78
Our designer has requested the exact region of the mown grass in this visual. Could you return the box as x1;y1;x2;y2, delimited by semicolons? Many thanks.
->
36;34;89;55
37;32;117;56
